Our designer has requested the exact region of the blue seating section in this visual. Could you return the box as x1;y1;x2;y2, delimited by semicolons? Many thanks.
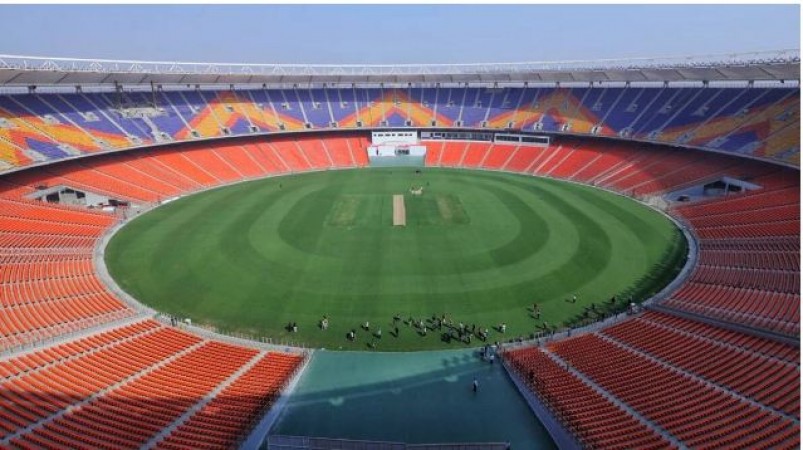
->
0;86;798;171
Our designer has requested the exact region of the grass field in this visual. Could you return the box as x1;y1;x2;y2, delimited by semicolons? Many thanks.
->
106;168;686;351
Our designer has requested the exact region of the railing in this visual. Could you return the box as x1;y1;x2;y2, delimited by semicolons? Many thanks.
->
152;313;310;353
0;247;92;256
499;358;583;450
0;309;140;357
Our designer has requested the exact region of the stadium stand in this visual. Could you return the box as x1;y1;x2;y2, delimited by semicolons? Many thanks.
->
156;352;303;450
423;140;801;338
0;86;798;173
600;316;799;416
416;138;800;448
0;102;798;447
547;333;798;449
0;138;342;447
505;346;673;449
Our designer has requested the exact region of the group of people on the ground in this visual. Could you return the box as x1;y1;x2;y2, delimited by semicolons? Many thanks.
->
290;307;537;348
282;291;640;349
166;315;190;327
326;312;508;348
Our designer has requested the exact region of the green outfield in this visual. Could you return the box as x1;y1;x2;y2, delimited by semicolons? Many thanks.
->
106;168;686;351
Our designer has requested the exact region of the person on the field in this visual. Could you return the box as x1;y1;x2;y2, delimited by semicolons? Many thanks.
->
376;328;382;339
363;321;370;330
472;378;479;393
500;323;507;333
348;330;355;341
572;294;577;304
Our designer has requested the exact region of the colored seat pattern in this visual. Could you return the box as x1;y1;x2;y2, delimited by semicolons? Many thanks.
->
0;87;798;172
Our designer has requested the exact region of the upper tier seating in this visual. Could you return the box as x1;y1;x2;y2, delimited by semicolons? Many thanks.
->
0;86;798;172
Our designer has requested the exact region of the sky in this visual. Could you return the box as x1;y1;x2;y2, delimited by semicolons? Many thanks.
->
0;4;798;64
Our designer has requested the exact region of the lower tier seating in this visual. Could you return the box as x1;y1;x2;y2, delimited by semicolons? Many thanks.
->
548;333;799;449
156;352;303;450
1;321;304;449
601;317;799;417
505;346;673;449
0;134;797;448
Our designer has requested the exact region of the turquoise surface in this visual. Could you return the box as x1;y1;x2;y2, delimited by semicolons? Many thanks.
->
271;348;555;448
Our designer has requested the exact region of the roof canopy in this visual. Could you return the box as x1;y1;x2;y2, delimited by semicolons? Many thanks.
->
0;50;799;87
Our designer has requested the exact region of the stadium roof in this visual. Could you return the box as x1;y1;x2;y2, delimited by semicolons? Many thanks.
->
0;50;799;87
